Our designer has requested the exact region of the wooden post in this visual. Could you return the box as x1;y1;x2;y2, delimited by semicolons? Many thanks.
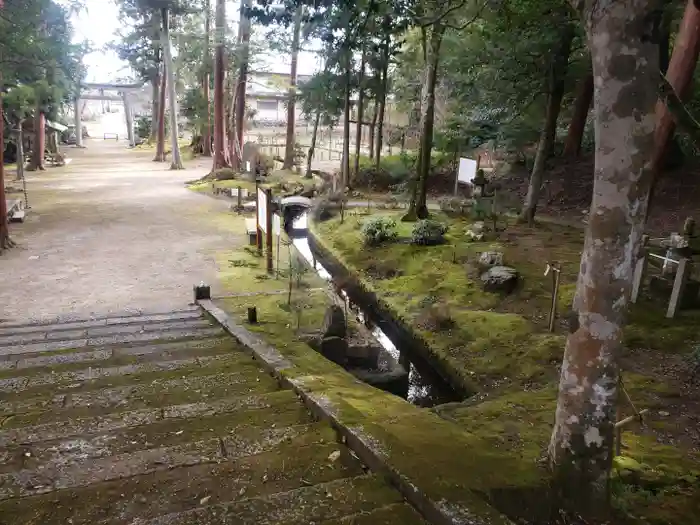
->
266;188;273;274
546;263;561;332
237;186;242;209
631;235;649;304
667;257;690;318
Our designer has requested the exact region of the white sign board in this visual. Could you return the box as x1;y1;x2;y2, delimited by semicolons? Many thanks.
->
257;187;267;233
457;158;478;184
273;214;281;236
230;187;248;198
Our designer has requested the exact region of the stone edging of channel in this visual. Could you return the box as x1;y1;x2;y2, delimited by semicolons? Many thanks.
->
198;299;511;525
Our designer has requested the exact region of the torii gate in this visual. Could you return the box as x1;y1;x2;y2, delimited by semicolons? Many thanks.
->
75;82;144;147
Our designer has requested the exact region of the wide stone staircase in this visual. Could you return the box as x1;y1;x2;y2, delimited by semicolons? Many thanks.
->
0;306;426;524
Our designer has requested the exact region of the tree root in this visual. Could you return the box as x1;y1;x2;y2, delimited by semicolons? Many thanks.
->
1;236;17;252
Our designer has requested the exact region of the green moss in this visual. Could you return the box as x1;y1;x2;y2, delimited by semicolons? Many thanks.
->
311;211;700;524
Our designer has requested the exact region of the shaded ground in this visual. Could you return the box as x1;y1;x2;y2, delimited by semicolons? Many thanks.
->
0;139;238;322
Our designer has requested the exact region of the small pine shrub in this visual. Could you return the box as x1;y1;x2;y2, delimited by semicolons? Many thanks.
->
361;217;398;246
412;219;449;246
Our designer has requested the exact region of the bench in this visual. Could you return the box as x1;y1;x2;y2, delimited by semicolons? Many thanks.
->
6;199;25;223
103;133;119;141
244;218;257;246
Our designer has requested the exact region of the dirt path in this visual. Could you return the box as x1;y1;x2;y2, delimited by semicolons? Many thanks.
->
0;139;238;323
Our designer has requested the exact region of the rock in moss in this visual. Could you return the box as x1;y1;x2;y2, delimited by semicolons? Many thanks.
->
481;266;518;294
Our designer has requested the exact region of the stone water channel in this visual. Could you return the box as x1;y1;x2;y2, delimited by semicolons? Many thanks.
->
285;210;460;408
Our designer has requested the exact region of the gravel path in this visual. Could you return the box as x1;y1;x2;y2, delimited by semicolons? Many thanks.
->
0;139;239;323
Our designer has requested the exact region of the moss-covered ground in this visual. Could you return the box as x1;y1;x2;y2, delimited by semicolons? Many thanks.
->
310;210;700;524
187;168;317;197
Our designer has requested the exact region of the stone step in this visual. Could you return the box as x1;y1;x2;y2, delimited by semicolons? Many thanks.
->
0;438;363;525
0;318;217;348
0;306;201;331
0;390;298;447
138;474;403;525
0;423;327;500
0;335;233;372
1;365;279;425
0;353;257;397
0;326;225;358
322;503;428;524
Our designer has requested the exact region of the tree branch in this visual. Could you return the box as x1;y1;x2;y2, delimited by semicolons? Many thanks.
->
444;0;488;30
421;0;468;27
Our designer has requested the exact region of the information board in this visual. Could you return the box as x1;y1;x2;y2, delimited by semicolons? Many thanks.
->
457;157;478;184
257;187;267;233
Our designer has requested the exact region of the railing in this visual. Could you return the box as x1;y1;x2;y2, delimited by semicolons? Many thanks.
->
103;133;119;141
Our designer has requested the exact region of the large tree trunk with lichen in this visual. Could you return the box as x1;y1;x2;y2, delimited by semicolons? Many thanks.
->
212;0;228;170
520;21;575;225
646;0;700;218
549;0;659;516
161;8;183;170
283;6;303;170
403;25;444;221
563;73;593;157
154;63;167;162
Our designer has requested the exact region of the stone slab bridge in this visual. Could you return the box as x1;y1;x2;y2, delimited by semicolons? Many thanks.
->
75;82;144;147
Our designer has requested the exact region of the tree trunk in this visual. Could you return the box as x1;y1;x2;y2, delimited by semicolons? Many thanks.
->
0;59;9;251
161;8;183;170
403;25;444;221
648;0;700;209
283;6;303;170
563;73;593;157
549;1;658;515
150;71;160;143
342;54;352;189
306;111;321;178
519;22;575;225
212;0;228;170
29;110;46;171
202;0;212;157
368;102;377;160
354;50;366;180
375;34;390;169
16;121;24;183
74;95;83;148
154;63;167;162
232;0;251;171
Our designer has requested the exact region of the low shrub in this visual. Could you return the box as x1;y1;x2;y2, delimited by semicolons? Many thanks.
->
214;167;237;180
412;219;449;246
417;303;455;332
361;217;398;246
